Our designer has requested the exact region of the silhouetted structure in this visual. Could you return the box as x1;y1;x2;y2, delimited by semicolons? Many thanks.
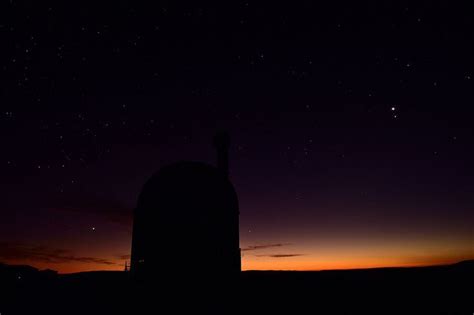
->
130;132;240;288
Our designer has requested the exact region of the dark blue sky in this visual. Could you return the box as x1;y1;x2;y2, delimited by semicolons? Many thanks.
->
1;1;473;272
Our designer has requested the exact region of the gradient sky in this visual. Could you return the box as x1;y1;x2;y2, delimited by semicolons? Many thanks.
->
1;1;473;273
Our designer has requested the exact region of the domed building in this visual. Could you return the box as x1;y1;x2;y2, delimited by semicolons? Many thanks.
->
130;133;241;286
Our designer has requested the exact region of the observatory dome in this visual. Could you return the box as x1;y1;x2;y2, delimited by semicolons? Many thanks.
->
131;161;240;281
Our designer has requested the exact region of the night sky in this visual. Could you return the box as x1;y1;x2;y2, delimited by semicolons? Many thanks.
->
1;1;473;273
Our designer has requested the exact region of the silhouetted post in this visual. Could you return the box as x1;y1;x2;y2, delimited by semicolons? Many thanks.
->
213;131;230;177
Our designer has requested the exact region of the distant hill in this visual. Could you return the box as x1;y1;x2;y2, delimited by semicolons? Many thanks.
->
0;262;57;281
3;259;473;278
452;259;474;267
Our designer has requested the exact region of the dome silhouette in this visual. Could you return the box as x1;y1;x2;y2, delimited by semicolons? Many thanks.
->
130;134;241;285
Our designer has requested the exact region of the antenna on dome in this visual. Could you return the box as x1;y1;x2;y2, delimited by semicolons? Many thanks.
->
213;131;230;177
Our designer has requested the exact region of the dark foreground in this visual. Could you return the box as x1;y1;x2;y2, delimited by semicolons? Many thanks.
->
1;261;472;314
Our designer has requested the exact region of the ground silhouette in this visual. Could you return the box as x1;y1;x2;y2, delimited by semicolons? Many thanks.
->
1;261;473;314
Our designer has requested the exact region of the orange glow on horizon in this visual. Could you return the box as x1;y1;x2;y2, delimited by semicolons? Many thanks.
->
3;233;473;274
4;252;473;274
241;255;474;271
